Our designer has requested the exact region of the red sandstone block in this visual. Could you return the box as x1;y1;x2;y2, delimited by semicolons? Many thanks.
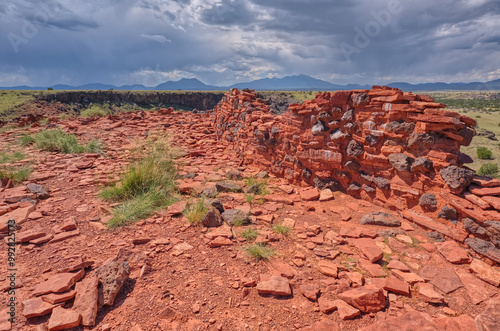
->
472;176;500;188
408;114;460;125
423;108;460;118
372;95;403;103
381;145;404;156
368;89;400;96
409;101;446;109
427;150;458;162
481;196;500;210
459;115;476;127
421;123;459;132
331;91;351;105
402;209;468;242
443;192;488;223
464;192;491;210
383;103;411;111
441;131;465;144
469;185;500;196
482;209;500;221
363;153;389;166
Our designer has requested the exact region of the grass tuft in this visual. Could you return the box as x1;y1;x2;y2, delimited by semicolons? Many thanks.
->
245;177;270;195
0;151;26;164
240;228;258;241
100;136;178;227
477;147;493;160
183;198;208;225
81;105;108;117
20;129;102;154
0;165;32;183
478;163;499;177
272;224;290;235
245;243;274;261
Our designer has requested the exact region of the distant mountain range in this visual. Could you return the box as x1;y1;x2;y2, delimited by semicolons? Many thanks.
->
2;74;500;92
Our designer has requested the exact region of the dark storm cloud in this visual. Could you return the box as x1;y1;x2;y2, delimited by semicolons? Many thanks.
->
0;0;499;86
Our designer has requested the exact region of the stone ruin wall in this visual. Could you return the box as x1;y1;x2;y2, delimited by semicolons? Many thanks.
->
213;86;500;264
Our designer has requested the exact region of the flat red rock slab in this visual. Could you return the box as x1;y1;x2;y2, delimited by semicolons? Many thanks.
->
338;285;386;313
42;289;77;304
299;188;320;201
32;269;85;296
419;266;463;294
457;271;498;305
481;196;500;210
48;306;81;330
256;276;291;296
383;276;409;296
22;297;55;318
473;176;500;187
435;241;471;264
352;238;383;262
469;185;500;196
469;259;500;287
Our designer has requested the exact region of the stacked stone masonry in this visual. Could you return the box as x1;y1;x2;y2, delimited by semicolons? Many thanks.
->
213;86;500;263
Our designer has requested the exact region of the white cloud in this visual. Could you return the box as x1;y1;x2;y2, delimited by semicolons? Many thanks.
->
140;33;171;43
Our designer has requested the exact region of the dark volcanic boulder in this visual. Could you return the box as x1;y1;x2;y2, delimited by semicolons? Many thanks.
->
388;153;414;172
346;140;364;157
439;166;475;193
419;193;437;212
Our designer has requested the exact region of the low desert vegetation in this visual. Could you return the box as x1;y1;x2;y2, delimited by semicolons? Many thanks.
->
183;198;208;225
272;224;291;235
240;227;259;241
0;150;26;164
477;163;499;177
245;177;270;196
0;165;32;184
20;129;102;154
245;243;274;261
80;105;108;117
477;147;493;159
100;136;179;228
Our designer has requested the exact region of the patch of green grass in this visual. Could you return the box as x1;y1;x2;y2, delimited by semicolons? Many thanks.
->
245;177;270;195
478;163;499;177
84;140;104;154
245;243;274;261
183;198;208;225
240;228;258;241
81;105;108;117
107;190;168;228
232;215;249;227
383;252;392;262
0;165;32;183
21;129;102;154
0;151;26;164
245;194;255;204
477;147;493;159
100;137;178;227
272;224;290;235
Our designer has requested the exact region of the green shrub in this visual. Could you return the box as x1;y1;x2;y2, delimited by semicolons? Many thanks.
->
272;224;291;235
183;198;208;225
81;105;108;118
101;137;178;227
240;228;258;241
245;177;270;195
0;151;25;164
245;243;274;261
477;147;493;159
21;129;102;154
0;165;32;183
477;163;499;176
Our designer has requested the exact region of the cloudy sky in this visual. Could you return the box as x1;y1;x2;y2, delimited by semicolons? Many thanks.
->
1;0;499;87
